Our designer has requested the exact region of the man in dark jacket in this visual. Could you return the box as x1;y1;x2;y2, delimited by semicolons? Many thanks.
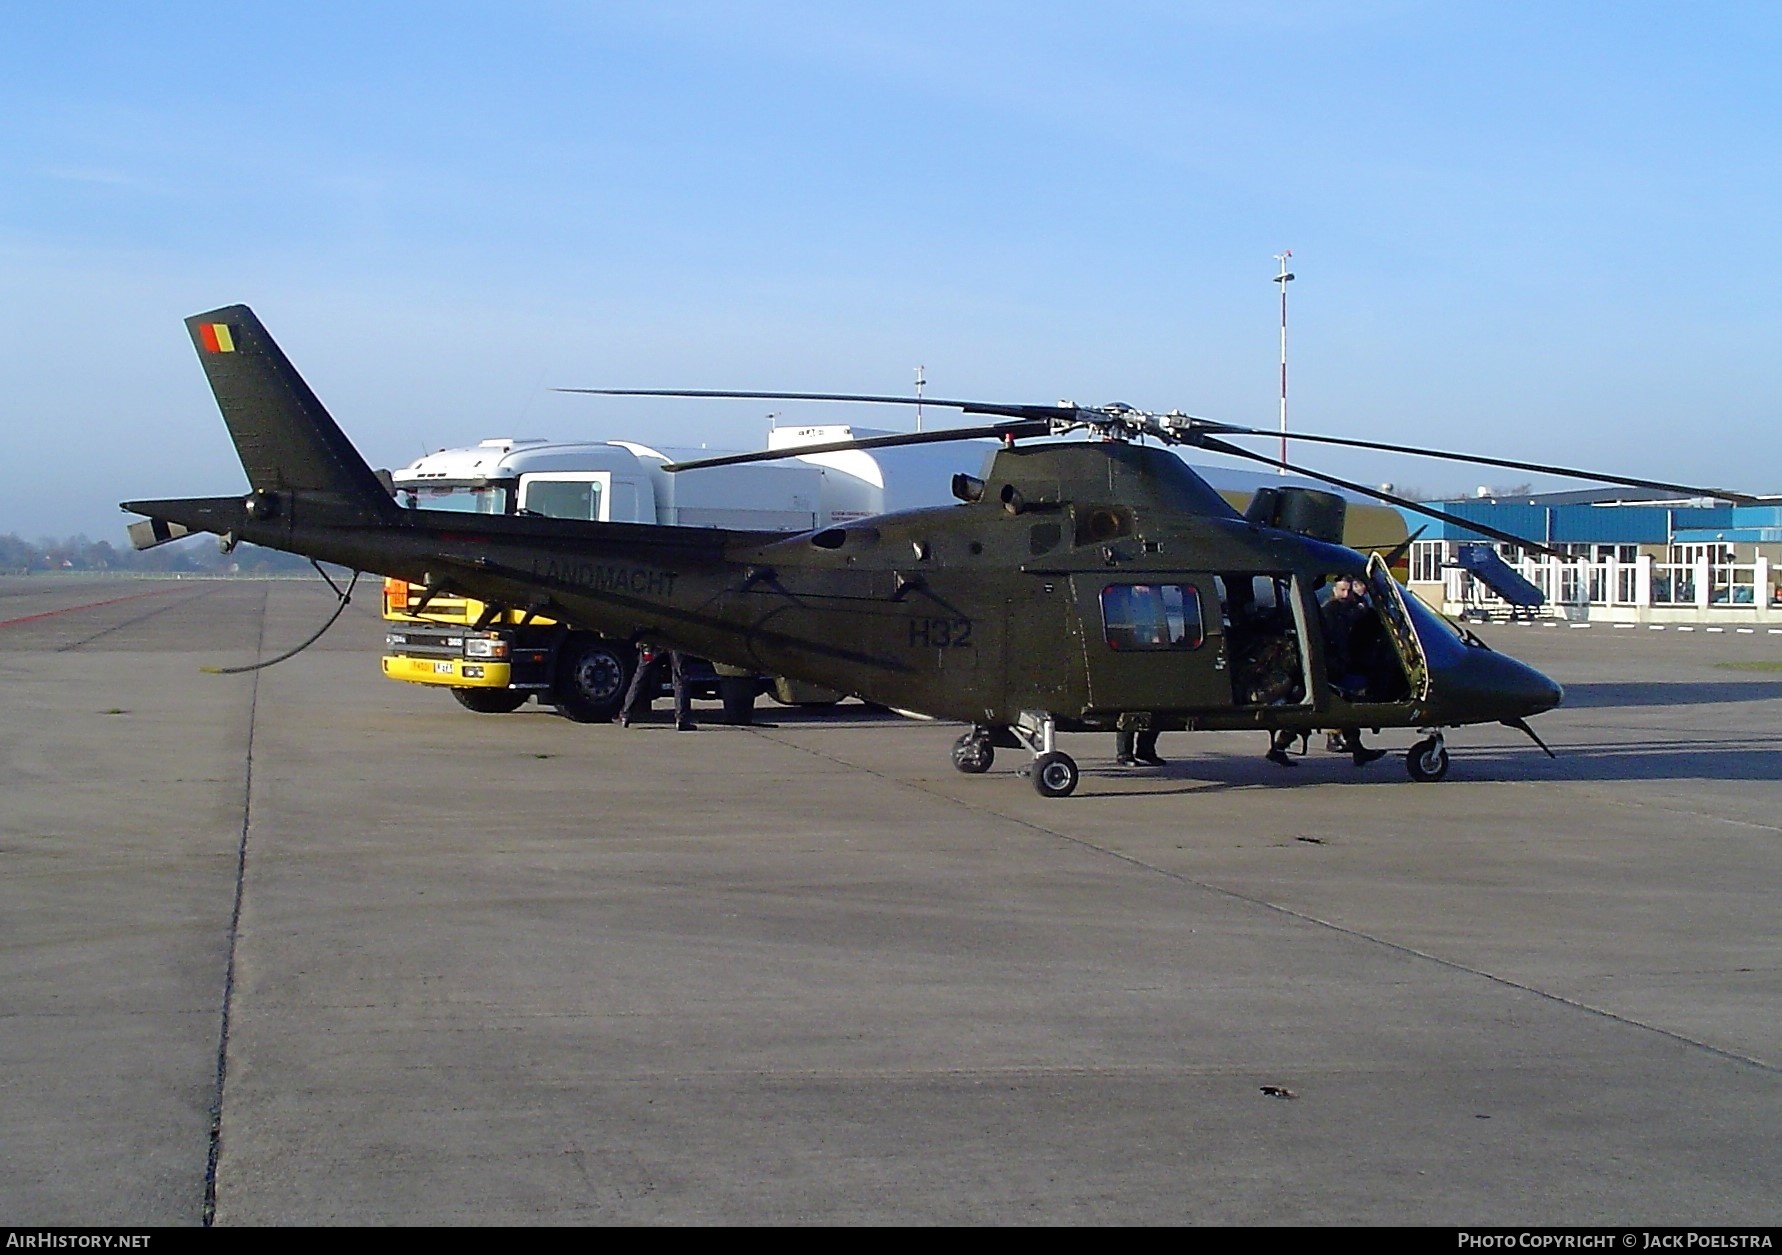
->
1319;575;1386;766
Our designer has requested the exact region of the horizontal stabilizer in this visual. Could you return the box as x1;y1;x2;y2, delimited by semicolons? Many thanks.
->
120;495;253;542
127;517;193;551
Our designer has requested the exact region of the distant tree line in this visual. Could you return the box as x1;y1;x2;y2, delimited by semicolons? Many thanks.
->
0;532;316;575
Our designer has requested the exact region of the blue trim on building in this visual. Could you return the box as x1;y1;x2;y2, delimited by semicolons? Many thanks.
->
1396;500;1778;546
1674;527;1782;543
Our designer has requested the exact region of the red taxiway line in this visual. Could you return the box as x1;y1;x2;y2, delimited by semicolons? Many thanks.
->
0;586;182;630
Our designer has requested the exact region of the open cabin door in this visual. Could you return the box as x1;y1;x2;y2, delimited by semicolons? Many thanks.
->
1366;552;1431;703
1218;572;1317;711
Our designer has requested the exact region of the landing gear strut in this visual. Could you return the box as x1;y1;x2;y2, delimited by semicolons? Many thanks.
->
1031;751;1080;798
1017;713;1078;798
954;716;1079;797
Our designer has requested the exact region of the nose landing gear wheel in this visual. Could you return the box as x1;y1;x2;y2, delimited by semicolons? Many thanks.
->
1406;736;1450;782
951;731;994;774
1031;751;1080;798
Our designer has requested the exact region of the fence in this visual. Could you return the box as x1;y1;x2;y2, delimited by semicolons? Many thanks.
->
1439;554;1776;622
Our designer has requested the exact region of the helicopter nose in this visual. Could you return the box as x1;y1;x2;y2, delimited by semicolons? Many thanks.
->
1436;649;1563;723
1519;662;1564;714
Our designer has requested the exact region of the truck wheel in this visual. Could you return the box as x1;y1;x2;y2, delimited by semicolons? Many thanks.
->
554;636;631;723
451;687;528;714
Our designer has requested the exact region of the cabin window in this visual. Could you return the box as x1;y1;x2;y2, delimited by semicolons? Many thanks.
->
1075;505;1133;546
1099;583;1203;651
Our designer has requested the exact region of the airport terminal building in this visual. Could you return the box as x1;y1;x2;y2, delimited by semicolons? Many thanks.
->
1397;490;1782;626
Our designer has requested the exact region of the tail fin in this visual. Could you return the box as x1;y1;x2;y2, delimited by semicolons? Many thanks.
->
186;305;394;511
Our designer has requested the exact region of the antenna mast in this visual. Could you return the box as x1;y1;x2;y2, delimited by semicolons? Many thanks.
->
914;364;926;433
1273;250;1295;469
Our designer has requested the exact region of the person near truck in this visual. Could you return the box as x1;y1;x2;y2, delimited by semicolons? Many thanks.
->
618;642;696;731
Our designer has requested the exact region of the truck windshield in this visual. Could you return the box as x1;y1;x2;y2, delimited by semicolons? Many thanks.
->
399;484;510;514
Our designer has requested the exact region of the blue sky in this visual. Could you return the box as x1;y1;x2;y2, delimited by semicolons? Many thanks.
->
3;2;1778;538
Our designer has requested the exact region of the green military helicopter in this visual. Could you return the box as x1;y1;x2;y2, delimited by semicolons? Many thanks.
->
125;305;1751;797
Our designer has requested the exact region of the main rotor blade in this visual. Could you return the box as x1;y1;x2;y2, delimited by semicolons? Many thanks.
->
1195;435;1569;559
660;419;1056;472
1199;422;1756;504
559;388;1076;424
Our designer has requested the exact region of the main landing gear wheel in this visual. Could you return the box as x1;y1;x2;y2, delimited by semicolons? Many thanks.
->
451;687;528;714
1031;751;1080;798
553;636;630;723
952;731;994;774
1406;736;1450;783
718;675;758;726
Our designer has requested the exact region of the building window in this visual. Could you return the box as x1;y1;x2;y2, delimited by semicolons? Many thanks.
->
1671;543;1735;565
1410;541;1446;584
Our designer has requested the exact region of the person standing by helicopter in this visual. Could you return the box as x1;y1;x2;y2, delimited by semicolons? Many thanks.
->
1319;574;1387;766
1265;727;1302;768
1116;726;1166;767
618;642;696;731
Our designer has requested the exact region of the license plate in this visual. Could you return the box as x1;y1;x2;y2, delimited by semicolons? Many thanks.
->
434;661;454;675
